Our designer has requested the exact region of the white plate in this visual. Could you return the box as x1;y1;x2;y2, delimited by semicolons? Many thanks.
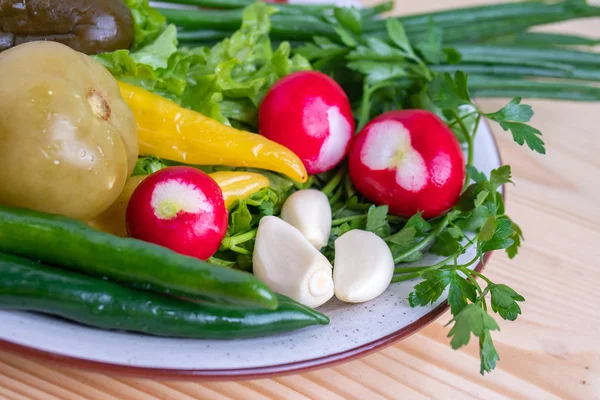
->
0;121;501;378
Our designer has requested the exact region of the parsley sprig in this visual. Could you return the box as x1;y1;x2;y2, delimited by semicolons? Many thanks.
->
298;11;540;374
392;164;525;374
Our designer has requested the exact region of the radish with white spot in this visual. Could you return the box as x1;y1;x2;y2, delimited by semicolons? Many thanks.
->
259;71;355;174
348;110;465;219
126;166;228;261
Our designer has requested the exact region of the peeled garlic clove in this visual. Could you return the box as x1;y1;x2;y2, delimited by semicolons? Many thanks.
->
280;189;331;249
253;216;334;308
333;230;394;303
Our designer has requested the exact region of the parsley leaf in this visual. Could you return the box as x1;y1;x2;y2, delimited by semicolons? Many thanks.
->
506;219;523;259
478;214;496;239
489;165;513;192
497;121;546;154
427;72;545;156
431;231;461;256
455;182;487;212
480;331;500;375
386;212;430;248
487;99;545;154
347;60;408;84
295;39;348;63
479;217;514;253
455;205;491;232
334;26;359;47
447;271;478;315
333;7;362;35
466;165;487;183
393;248;425;263
386;226;416;247
490;284;525;321
408;270;453;307
447;303;500;349
486;97;533;123
385;19;414;56
416;23;445;64
474;190;490;208
447;225;464;239
405;212;432;234
366;205;390;237
495;192;505;215
428;71;473;109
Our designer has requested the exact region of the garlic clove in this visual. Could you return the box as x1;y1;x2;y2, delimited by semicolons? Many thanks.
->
333;229;394;303
280;189;332;249
253;216;334;308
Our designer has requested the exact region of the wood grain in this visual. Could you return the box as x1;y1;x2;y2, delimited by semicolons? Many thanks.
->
1;1;599;398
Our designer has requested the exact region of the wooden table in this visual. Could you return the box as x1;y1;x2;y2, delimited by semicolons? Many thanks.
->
1;1;599;399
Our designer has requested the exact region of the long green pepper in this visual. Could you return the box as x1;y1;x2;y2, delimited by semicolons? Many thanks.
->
0;253;328;338
0;205;277;309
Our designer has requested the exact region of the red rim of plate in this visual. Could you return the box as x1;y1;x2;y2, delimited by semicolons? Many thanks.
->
0;124;503;381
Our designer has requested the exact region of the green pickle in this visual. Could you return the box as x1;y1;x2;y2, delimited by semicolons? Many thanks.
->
0;0;134;54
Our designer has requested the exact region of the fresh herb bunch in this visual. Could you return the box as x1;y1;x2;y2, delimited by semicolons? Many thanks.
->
297;10;538;374
162;0;600;102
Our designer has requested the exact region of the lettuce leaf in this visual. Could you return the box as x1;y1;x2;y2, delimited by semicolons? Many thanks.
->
98;3;310;128
125;0;167;50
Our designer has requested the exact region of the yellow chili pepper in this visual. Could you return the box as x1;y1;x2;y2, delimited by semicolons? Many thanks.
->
210;171;270;209
90;171;270;236
118;82;307;183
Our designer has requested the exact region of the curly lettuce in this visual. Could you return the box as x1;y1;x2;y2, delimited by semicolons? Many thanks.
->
96;3;310;128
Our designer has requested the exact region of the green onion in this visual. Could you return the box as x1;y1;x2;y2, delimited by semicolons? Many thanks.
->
454;44;600;67
471;89;600;101
159;8;339;40
363;0;597;33
157;7;244;30
468;75;600;101
483;32;600;47
156;0;254;8
176;30;232;42
445;55;575;71
431;64;600;82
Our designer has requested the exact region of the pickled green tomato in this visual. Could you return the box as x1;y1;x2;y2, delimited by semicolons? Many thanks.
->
0;41;138;221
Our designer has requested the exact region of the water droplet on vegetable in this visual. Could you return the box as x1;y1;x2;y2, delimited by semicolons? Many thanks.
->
53;160;60;165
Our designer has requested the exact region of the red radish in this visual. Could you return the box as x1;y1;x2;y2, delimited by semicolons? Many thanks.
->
259;71;355;174
126;166;228;260
348;110;465;219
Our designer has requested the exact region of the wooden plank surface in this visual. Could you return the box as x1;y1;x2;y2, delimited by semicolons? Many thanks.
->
1;1;599;398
